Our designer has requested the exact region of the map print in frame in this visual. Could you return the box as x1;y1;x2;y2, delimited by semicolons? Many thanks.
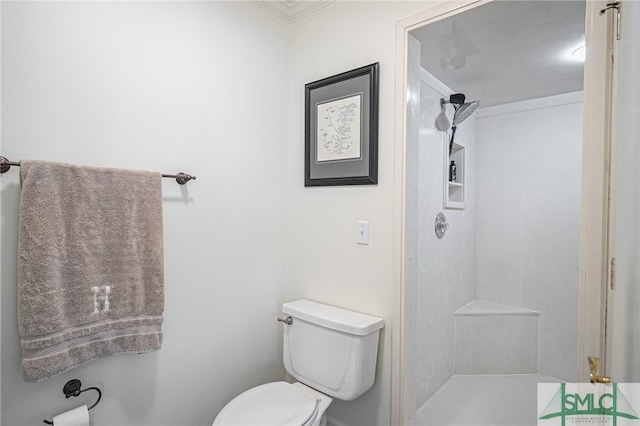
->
304;62;379;187
316;94;362;163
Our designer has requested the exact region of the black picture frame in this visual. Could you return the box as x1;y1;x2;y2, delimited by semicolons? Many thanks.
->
305;63;379;187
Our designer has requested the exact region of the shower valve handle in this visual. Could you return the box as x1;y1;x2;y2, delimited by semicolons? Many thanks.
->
437;221;449;232
435;213;449;239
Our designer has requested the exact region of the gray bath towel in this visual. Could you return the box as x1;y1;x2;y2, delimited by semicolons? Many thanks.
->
18;160;164;382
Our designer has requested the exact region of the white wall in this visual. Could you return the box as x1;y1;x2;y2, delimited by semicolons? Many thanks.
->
1;2;289;424
0;2;446;425
475;93;583;381
415;75;476;407
287;2;435;425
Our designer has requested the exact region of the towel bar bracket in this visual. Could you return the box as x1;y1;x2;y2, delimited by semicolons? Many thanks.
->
43;379;102;424
163;172;196;185
0;156;18;174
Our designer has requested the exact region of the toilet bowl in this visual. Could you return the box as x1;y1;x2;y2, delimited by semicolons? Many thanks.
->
212;300;384;426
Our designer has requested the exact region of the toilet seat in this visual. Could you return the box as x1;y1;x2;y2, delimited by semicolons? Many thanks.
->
213;381;320;426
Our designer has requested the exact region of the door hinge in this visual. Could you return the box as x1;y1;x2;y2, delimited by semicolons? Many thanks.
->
600;2;621;40
610;257;617;290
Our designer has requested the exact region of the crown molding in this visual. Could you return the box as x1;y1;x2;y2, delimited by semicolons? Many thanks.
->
250;0;335;24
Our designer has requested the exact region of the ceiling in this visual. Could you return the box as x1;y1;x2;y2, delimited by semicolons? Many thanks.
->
411;0;586;108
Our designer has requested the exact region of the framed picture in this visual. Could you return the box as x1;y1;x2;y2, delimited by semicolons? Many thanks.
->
305;63;379;187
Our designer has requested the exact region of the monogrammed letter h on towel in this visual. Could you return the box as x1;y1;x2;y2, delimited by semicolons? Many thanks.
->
18;160;164;382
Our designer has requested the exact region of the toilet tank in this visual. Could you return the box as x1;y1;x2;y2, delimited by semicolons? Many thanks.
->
281;300;384;401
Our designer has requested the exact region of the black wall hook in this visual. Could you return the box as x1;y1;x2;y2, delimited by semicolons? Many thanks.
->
43;379;102;424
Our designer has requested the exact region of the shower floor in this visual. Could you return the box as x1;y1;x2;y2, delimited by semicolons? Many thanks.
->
415;374;562;426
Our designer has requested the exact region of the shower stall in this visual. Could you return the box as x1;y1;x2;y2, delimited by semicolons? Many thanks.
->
404;1;587;424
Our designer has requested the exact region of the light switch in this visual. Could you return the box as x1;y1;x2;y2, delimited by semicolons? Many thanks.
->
357;221;369;245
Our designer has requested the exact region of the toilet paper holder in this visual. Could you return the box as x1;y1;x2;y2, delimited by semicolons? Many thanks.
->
43;379;102;424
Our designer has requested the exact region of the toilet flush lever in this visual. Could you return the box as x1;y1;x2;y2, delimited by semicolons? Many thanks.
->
277;316;293;325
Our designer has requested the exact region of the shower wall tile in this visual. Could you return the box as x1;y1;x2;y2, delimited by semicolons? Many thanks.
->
475;95;583;381
404;34;421;416
416;72;477;407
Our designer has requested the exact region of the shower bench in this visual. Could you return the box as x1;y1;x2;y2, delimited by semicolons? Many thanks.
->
454;299;540;375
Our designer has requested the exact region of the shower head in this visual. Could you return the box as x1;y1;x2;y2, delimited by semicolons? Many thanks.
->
437;93;480;131
440;93;480;156
452;100;480;126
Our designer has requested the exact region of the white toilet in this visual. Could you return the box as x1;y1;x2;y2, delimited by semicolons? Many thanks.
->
213;299;384;426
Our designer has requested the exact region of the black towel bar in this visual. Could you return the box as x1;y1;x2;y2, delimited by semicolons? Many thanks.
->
0;156;196;185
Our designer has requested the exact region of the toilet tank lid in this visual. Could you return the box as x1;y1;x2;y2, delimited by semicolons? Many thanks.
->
282;300;384;336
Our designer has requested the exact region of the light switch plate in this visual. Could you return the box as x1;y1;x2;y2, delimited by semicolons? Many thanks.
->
357;221;369;245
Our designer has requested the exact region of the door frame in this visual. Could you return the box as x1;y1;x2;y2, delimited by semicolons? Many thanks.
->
391;1;614;424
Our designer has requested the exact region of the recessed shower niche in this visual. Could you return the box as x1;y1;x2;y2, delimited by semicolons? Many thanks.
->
444;140;465;209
